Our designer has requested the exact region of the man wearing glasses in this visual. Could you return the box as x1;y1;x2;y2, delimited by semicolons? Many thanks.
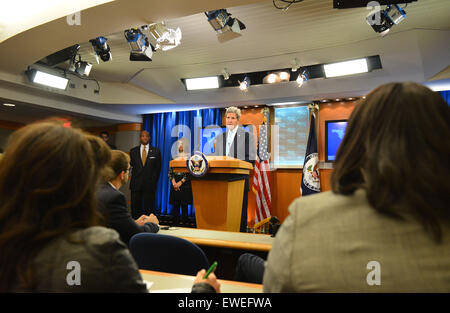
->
96;150;159;246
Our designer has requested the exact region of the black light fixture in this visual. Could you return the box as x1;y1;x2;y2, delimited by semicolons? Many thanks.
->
89;37;111;63
124;28;155;61
366;4;407;36
205;9;246;43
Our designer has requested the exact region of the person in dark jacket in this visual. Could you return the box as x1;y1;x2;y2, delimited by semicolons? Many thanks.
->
97;150;159;245
129;130;161;219
99;130;117;149
212;106;255;232
169;138;193;226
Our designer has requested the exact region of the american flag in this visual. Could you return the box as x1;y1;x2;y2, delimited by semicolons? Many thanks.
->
252;111;272;224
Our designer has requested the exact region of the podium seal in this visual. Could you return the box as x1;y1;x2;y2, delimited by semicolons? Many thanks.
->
187;151;208;177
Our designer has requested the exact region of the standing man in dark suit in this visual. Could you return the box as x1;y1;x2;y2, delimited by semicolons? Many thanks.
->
99;130;117;150
129;130;161;219
97;150;159;245
212;106;255;232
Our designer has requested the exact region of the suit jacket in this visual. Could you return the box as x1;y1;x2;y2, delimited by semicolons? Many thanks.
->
263;189;450;292
96;182;159;245
212;126;256;164
212;127;255;192
129;145;161;193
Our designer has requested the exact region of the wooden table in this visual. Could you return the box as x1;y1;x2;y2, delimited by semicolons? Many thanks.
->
158;227;274;252
139;269;262;293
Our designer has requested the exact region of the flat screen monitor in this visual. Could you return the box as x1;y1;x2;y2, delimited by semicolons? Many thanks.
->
325;120;348;162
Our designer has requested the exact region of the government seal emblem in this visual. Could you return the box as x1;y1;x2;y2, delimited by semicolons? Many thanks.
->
302;152;320;192
187;151;208;177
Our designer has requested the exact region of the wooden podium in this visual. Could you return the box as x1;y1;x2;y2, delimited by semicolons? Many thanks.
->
169;156;253;232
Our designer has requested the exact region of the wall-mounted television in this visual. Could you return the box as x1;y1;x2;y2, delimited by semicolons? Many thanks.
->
325;120;348;162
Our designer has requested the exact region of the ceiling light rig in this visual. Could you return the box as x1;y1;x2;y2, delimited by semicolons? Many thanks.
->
181;56;381;92
366;4;407;37
89;36;112;63
222;68;230;80
263;71;290;84
124;27;155;61
239;76;250;92
296;68;309;87
205;9;246;43
148;22;182;51
291;58;300;72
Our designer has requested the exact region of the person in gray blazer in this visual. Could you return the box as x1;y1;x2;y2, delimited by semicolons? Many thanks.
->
264;82;450;292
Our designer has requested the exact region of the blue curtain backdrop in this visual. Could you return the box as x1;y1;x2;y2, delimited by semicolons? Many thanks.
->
439;90;449;105
142;108;222;216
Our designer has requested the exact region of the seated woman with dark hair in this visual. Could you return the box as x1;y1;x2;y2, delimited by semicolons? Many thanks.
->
0;120;221;293
0;121;148;292
263;82;450;292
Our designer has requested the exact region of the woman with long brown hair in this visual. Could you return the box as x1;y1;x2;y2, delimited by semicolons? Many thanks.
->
263;82;450;292
0;121;147;292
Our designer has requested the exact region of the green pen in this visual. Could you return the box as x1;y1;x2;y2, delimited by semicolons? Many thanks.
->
203;261;218;279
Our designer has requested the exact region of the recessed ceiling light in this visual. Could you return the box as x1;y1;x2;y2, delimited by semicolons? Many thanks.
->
267;73;278;84
185;76;219;90
26;69;69;90
324;58;369;78
3;103;15;107
278;71;290;81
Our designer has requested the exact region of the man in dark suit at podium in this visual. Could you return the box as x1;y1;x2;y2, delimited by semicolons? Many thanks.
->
213;106;255;232
129;130;161;219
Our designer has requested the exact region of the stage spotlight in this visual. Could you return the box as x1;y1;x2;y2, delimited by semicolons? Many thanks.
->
74;61;92;77
239;76;250;92
296;69;309;87
291;58;300;72
89;37;111;63
125;28;155;61
148;22;182;51
222;68;230;80
205;9;246;43
366;4;406;36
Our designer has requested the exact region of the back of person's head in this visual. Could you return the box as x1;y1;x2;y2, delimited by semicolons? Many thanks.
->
0;120;111;291
331;82;450;242
105;150;130;181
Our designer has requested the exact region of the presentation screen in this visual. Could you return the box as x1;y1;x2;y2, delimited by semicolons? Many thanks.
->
325;120;348;162
274;106;309;167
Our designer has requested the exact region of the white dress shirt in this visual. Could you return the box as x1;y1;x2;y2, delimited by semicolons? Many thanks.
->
140;144;149;160
226;126;239;156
